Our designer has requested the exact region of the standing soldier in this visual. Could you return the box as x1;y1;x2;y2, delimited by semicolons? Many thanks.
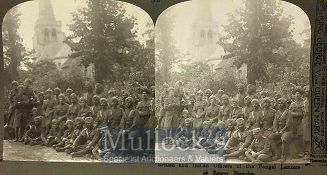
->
163;88;180;144
6;81;19;129
302;86;310;159
193;90;206;136
53;87;61;104
258;98;276;132
289;87;304;157
269;98;293;161
217;95;232;122
42;89;56;135
66;93;80;120
204;89;213;107
246;84;257;99
91;95;101;118
13;85;29;142
158;83;170;128
215;90;224;106
242;96;253;121
22;78;37;135
95;98;110;128
235;83;246;107
94;83;106;99
36;92;45;116
84;84;94;106
109;97;125;128
248;99;261;129
54;94;69;128
204;96;219;121
65;88;74;104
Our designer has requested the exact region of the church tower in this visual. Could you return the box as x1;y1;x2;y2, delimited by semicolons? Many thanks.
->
32;0;66;61
190;0;220;62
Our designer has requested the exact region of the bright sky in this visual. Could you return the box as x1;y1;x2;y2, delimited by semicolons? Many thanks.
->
157;0;311;55
9;0;153;51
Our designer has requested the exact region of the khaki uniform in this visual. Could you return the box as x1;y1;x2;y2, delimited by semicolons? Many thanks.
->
258;108;276;129
96;108;110;128
163;97;180;128
42;98;56;128
67;103;81;120
204;105;219;121
219;105;232;122
302;97;310;141
242;105;253;120
193;100;206;128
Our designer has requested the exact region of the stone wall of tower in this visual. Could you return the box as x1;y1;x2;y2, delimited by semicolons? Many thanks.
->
32;0;66;61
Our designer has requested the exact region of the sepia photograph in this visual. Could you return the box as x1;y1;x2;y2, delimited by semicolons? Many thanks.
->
1;0;155;162
155;0;311;164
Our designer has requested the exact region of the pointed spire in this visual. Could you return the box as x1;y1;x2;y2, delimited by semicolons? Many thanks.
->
38;0;56;22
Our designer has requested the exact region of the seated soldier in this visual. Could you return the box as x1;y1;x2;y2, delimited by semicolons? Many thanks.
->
245;128;272;162
56;117;85;152
230;98;243;119
224;118;253;159
78;97;91;118
247;99;261;129
53;120;74;149
269;98;293;162
207;121;227;154
225;119;236;140
213;121;227;149
24;116;43;146
194;121;214;149
45;119;60;146
70;117;99;158
175;118;194;149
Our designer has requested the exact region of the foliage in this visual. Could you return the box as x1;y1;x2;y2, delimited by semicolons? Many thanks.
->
2;7;26;82
20;60;92;94
66;0;153;85
218;0;297;85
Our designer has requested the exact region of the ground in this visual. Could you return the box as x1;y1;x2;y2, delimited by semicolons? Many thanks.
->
3;140;96;162
3;140;309;164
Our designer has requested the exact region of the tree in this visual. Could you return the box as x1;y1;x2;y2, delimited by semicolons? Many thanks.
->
155;11;178;84
66;0;142;83
2;7;26;82
21;60;92;94
218;0;295;85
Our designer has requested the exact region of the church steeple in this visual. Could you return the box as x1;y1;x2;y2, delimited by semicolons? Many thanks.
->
37;0;56;23
32;0;65;61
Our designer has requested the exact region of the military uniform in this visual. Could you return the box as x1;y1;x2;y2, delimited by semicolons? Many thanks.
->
242;105;253;121
257;108;276;129
54;103;69;124
204;104;219;121
95;107;110;128
109;107;125;128
42;98;56;128
67;103;81;120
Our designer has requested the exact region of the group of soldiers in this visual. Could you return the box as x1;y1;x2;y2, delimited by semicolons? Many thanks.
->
4;78;156;159
157;82;310;162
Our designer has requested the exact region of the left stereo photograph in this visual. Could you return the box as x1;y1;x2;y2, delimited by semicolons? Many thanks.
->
1;0;155;163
